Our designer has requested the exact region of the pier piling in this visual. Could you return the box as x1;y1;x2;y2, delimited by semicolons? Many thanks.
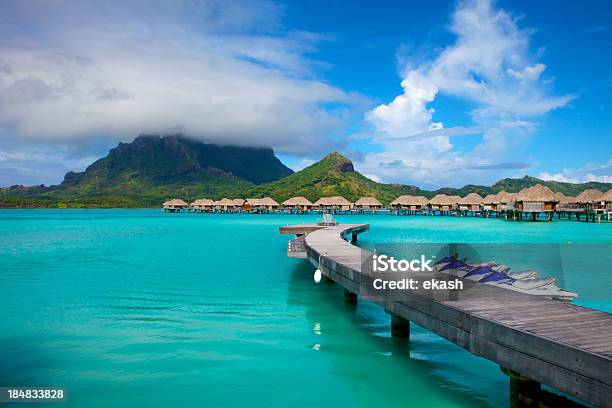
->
502;367;541;408
390;314;410;338
343;289;357;305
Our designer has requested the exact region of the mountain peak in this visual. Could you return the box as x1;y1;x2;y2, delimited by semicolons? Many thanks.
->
61;135;293;188
321;151;354;173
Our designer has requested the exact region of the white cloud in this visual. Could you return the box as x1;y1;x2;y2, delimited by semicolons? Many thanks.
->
365;71;442;138
0;0;360;165
361;0;574;187
538;159;612;184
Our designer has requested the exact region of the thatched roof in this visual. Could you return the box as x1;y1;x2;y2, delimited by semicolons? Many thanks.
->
354;197;382;206
458;193;483;205
391;195;429;206
191;198;214;206
516;184;557;202
482;194;499;204
247;197;278;206
575;189;603;204
282;196;313;206
163;198;188;206
232;198;246;206
429;194;456;205
215;198;235;206
448;195;461;204
313;196;352;206
599;189;612;202
259;197;279;206
496;191;516;203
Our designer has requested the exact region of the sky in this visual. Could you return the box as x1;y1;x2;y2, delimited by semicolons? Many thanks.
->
0;0;611;188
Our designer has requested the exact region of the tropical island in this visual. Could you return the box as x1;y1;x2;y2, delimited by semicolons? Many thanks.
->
1;135;611;209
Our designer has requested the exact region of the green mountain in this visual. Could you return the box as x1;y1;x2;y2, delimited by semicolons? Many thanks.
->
248;152;422;204
0;135;292;207
63;134;292;186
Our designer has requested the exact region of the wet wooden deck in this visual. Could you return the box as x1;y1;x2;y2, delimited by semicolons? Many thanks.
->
280;224;612;408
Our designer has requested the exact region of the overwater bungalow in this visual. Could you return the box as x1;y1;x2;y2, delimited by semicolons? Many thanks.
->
513;184;558;221
577;189;603;207
214;198;236;212
162;199;188;212
482;194;499;216
429;194;454;215
247;197;279;213
245;198;261;212
260;197;280;212
353;197;383;212
190;198;214;212
282;196;313;213
390;195;429;214
457;193;483;216
390;195;407;211
574;189;604;221
232;199;246;210
448;195;461;209
313;196;353;213
594;189;612;221
555;193;579;219
495;191;517;216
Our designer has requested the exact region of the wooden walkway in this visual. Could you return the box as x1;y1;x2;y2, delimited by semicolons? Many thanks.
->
280;224;612;408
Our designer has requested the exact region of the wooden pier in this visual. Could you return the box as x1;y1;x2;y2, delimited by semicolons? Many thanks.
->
280;223;612;408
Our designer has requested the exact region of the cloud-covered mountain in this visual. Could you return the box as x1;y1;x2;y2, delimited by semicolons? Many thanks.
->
1;137;610;208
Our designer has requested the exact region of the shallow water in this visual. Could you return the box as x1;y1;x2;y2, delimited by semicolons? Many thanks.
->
0;210;610;407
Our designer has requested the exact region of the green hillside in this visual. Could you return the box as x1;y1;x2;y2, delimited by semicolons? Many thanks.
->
248;152;422;204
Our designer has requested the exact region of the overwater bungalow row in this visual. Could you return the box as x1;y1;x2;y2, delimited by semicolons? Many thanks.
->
555;189;605;222
163;187;612;222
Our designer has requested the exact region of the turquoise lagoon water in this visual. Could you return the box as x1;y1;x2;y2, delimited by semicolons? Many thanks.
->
0;209;610;407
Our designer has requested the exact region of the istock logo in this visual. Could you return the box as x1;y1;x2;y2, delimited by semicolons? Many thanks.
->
372;254;434;272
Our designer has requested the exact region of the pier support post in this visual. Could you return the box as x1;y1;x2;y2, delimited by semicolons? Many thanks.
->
390;314;410;338
501;367;540;408
343;289;357;305
351;233;358;243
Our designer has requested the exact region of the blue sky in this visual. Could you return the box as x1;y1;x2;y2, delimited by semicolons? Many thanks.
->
0;0;610;188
